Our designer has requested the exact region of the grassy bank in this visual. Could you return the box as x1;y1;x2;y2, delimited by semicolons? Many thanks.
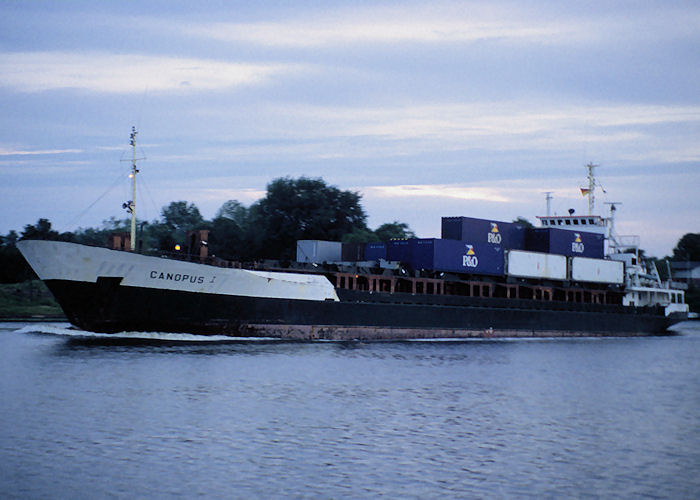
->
0;280;66;320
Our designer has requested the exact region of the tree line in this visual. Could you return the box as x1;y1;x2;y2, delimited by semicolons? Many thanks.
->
1;177;415;283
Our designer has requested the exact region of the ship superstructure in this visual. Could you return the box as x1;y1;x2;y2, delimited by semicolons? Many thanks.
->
536;164;687;317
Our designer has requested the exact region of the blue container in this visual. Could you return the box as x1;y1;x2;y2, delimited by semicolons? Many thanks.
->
411;239;436;270
441;217;526;250
364;242;387;261
411;238;505;276
526;228;604;258
441;218;465;240
386;239;413;262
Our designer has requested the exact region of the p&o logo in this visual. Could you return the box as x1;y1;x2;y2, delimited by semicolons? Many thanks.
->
462;244;479;268
487;222;502;244
571;233;585;253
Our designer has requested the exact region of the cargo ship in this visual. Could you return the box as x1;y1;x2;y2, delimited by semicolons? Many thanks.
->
16;131;688;339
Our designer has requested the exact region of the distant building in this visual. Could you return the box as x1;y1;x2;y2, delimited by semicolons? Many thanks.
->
671;261;700;285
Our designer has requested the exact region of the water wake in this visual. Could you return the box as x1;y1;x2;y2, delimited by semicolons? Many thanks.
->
13;323;278;343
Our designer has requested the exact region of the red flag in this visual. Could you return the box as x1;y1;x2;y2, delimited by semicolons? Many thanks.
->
580;188;590;196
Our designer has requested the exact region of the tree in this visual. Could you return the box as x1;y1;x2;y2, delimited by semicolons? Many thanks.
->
671;233;700;313
2;230;19;247
21;218;59;240
216;200;248;225
0;230;33;282
154;201;205;252
208;200;252;260
374;221;415;241
673;233;700;261
161;201;204;233
342;227;376;243
19;218;75;242
248;177;368;259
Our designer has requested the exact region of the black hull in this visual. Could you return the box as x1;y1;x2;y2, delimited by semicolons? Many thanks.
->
45;279;678;339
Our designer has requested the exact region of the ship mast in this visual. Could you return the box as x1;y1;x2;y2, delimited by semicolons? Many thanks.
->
544;191;553;217
127;127;139;251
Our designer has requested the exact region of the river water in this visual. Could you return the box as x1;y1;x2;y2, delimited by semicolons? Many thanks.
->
1;321;699;499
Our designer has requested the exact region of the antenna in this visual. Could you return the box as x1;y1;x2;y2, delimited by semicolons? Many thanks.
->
543;192;553;217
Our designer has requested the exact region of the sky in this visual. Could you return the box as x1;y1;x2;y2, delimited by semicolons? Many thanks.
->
1;0;698;257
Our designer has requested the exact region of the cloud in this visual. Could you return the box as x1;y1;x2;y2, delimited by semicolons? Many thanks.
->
363;184;511;202
0;147;82;156
0;52;303;93
307;102;700;136
188;17;569;48
194;101;700;162
359;177;603;207
183;3;700;48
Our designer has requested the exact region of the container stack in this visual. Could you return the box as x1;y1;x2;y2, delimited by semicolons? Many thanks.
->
525;227;604;259
441;217;526;250
412;238;505;276
295;214;618;283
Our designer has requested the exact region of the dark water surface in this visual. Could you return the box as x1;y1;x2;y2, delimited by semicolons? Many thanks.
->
1;322;699;499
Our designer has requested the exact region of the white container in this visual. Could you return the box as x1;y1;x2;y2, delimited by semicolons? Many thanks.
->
571;257;624;284
296;240;342;263
507;250;567;280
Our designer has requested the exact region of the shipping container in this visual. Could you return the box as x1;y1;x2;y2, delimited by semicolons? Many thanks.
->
441;217;526;249
341;242;365;262
387;239;413;262
506;250;567;280
411;238;436;270
296;240;342;263
525;227;604;259
441;218;464;240
571;257;624;284
364;242;387;261
411;238;505;276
